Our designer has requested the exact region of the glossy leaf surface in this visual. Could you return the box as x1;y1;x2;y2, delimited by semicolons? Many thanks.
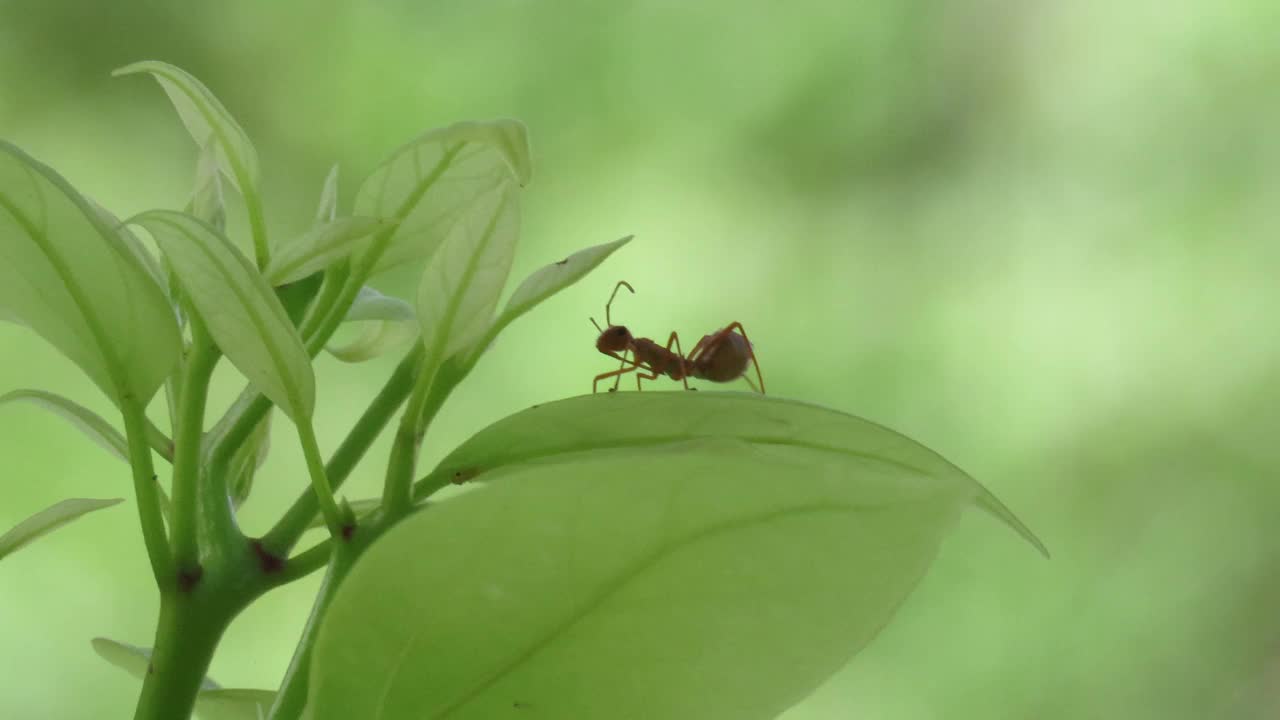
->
131;210;315;421
353;119;529;275
0;142;180;404
312;393;1038;719
421;392;1045;555
415;179;520;363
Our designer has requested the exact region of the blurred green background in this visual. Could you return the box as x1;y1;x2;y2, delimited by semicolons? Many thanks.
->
2;0;1279;717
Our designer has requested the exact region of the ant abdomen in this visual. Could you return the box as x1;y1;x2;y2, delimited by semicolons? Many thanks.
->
691;330;751;383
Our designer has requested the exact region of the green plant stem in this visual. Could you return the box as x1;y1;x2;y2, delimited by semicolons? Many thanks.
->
297;264;349;341
268;531;376;720
260;344;424;555
143;418;175;463
120;396;172;585
295;421;344;535
273;538;333;586
132;592;237;720
169;323;220;572
247;189;270;270
304;273;363;356
380;355;438;515
206;270;363;479
382;348;459;515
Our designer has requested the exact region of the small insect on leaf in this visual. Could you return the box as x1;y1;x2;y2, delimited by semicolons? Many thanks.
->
0;498;123;563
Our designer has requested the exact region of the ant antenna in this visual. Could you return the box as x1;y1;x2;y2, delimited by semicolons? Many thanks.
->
605;281;635;326
590;317;603;333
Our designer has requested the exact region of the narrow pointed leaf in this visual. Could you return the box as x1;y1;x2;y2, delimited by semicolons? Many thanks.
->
131;210;315;421
0;499;122;562
0;389;128;461
463;235;632;362
229;411;272;508
113;61;259;196
416;179;521;362
310;429;975;720
0;142;181;404
354;119;530;275
315;164;340;223
417;392;1046;557
265;217;394;286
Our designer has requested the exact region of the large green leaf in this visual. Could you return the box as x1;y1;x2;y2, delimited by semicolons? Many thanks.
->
418;392;1046;555
309;409;985;719
92;639;273;719
130;210;315;421
0;389;128;461
113;61;259;197
416;178;520;363
353;119;529;275
0;142;180;404
0;498;122;562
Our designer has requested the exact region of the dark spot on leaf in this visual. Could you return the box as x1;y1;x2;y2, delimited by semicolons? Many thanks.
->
176;564;204;593
554;258;568;266
451;467;480;485
147;662;154;676
250;539;284;574
341;523;356;541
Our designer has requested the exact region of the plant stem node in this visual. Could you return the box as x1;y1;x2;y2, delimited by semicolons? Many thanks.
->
251;539;285;574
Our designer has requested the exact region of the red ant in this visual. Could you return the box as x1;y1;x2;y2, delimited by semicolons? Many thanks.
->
590;281;766;394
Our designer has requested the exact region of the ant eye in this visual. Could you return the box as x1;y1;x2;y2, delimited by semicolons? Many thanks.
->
612;327;627;336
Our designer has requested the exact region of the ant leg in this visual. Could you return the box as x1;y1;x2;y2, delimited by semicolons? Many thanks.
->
611;348;631;392
667;331;691;391
636;332;690;391
594;364;638;393
720;322;765;394
686;334;710;365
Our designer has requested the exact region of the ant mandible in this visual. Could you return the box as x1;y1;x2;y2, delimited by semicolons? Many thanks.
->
590;281;766;394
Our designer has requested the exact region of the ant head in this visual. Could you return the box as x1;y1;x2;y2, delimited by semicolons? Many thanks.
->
590;281;636;354
593;320;632;353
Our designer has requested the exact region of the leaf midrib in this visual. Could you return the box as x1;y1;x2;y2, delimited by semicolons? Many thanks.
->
146;212;310;420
